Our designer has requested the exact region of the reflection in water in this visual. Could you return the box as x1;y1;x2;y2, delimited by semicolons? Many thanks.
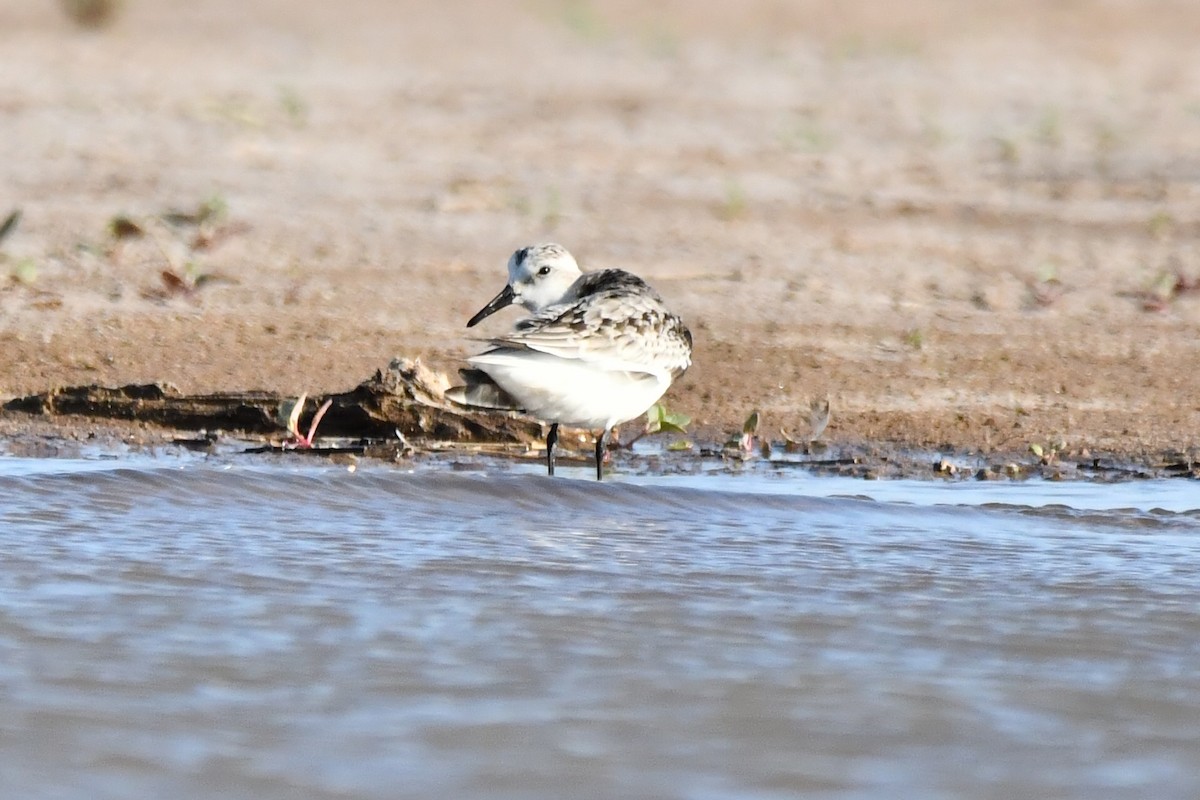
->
0;462;1198;799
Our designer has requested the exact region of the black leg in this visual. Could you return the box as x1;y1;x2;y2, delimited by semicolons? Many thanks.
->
594;428;608;481
546;423;559;477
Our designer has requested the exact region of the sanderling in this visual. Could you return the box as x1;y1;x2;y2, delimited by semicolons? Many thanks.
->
446;243;692;480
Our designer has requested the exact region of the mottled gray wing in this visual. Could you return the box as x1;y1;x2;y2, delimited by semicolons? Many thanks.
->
490;290;692;378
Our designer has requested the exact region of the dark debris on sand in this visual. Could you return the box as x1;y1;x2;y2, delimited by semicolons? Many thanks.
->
2;358;1198;481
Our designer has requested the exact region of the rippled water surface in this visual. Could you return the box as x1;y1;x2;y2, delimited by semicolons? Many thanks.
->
1;456;1198;799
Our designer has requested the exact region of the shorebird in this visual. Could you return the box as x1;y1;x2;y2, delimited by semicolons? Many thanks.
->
446;243;692;480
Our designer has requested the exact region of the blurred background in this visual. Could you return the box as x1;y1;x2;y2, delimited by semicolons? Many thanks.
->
2;0;1198;438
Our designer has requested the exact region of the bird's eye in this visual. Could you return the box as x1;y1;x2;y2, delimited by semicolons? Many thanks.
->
537;266;551;276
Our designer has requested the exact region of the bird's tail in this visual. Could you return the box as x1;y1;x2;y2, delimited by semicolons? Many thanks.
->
445;368;522;411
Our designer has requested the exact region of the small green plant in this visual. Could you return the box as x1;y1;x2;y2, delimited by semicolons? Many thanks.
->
159;194;227;229
1035;107;1063;149
645;403;690;435
277;86;309;128
621;403;691;449
808;396;831;441
12;258;38;286
1136;268;1200;312
109;197;241;299
718;180;747;220
278;393;333;449
559;0;607;42
1147;211;1174;239
993;135;1020;166
0;209;20;246
779;112;833;152
782;398;832;453
1029;440;1065;465
1027;262;1065;308
726;410;761;456
0;210;29;284
199;194;228;224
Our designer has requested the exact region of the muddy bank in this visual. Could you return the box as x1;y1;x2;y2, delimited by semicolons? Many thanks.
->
3;359;1196;481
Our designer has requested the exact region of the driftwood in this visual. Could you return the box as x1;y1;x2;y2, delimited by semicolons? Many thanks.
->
3;357;541;444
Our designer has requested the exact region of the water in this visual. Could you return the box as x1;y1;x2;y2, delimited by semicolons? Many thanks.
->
1;455;1198;799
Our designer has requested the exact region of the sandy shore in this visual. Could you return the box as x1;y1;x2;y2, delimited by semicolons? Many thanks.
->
2;1;1199;465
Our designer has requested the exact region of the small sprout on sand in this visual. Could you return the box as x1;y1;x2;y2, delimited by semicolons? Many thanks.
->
153;263;228;300
723;410;761;460
1147;211;1174;239
0;209;20;246
903;328;923;350
163;195;235;250
719;180;747;221
278;393;333;449
277;86;309;127
1027;262;1065;308
992;135;1020;166
1029;440;1064;465
648;403;691;435
1035;107;1063;149
162;195;227;228
199;194;228;225
1137;268;1200;312
124;203;238;300
779;112;833;152
12;259;38;286
809;396;831;441
559;0;608;42
741;410;759;453
623;403;691;448
278;395;304;434
782;397;831;454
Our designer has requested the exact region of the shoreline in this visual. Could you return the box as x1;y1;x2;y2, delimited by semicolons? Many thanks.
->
2;387;1195;482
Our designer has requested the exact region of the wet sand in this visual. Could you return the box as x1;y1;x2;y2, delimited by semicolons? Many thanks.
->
2;1;1199;467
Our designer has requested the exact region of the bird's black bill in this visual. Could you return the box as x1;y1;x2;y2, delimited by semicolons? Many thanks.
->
466;284;516;327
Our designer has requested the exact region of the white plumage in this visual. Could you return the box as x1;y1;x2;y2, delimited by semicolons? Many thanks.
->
447;243;692;479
